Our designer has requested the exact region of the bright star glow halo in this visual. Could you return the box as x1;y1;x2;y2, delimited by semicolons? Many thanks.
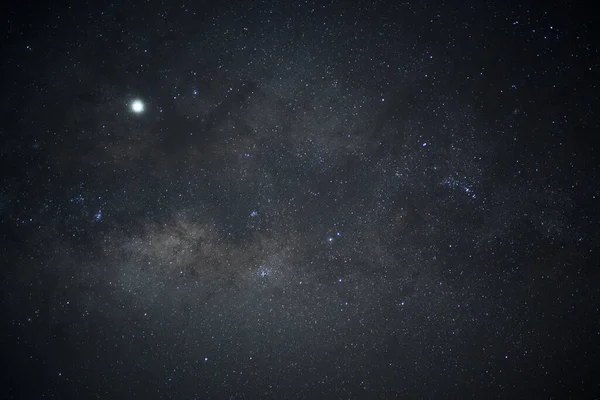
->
131;99;145;113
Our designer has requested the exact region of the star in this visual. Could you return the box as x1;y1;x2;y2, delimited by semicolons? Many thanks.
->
131;99;145;113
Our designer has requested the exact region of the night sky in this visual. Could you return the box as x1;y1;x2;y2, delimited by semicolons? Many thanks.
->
2;0;599;398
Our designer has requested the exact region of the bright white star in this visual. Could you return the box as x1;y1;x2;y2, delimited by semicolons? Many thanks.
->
131;99;145;113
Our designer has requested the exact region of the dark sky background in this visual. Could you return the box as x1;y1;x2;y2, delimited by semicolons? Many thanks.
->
1;0;599;398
